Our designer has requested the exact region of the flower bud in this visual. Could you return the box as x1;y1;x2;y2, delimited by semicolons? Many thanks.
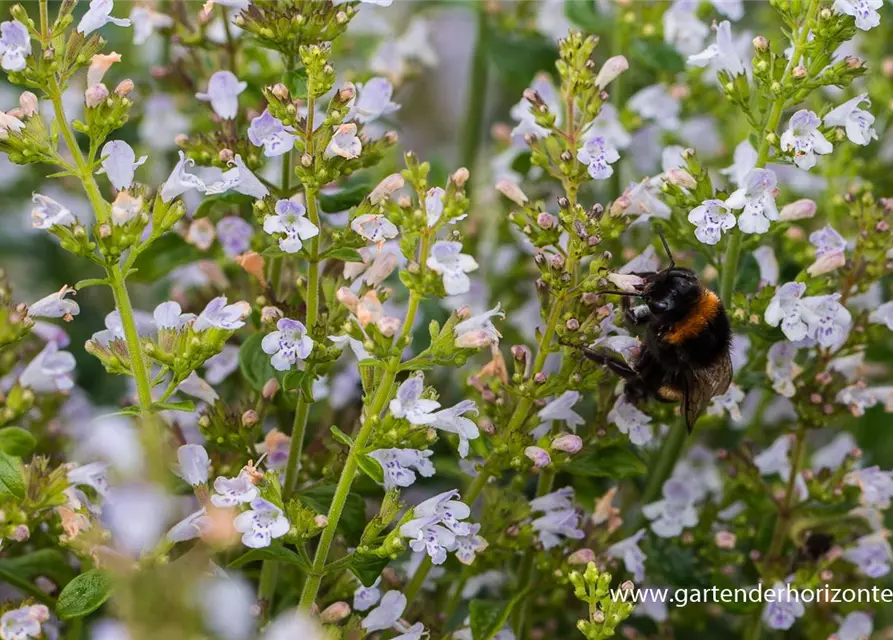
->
18;91;38;117
715;531;736;549
752;35;769;52
511;344;530;362
313;514;328;527
319;602;351;623
271;83;289;100
792;65;807;79
115;79;134;97
665;168;697;189
260;305;283;324
241;410;258;427
533;372;547;384
595;55;629;88
845;56;863;69
807;252;845;276
778;198;816;221
451;167;470;187
262;378;279;399
568;548;596;565
235;251;266;285
536;212;556;229
338;82;356;103
524;446;551;469
377;316;401;337
219;148;235;163
552;433;583;453
84;83;109;108
369;173;405;204
495;179;528;205
87;52;121;86
336;287;359;313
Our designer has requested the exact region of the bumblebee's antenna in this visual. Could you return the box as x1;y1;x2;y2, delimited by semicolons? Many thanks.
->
655;225;675;268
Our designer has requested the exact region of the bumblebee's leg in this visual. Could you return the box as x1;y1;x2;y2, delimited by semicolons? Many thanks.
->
621;295;652;328
578;347;637;378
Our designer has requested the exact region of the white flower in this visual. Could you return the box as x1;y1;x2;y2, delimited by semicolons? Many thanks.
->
849;466;893;509
19;342;76;393
707;383;745;422
780;110;833;170
812;432;857;470
77;0;131;36
642;478;699;538
31;194;76;229
353;579;381;612
389;376;440;425
161;151;206;202
204;345;240;385
325;123;362;159
663;2;709;56
153;300;194;330
754;435;793;478
844;532;893;577
761;581;804;630
130;6;173;45
263;200;319;255
248;110;296;158
67;462;111;499
98;140;147;192
427;241;478;296
765;282;809;342
534;391;584;438
606;529;647;582
454;523;487;565
824;93;878;145
620;177;672;222
454;304;504;348
400;491;473;564
429;400;480;458
836;612;873;640
721;139;757;187
869;301;893;330
0;20;31;72
368;448;435;489
351;77;400;123
608;395;653;446
628;84;681;130
803;293;852;350
177;444;209;486
351;214;398;244
233;498;290;548
205;155;269;200
194;296;250;331
362;591;406;633
688;21;746;76
210;473;258;508
577;135;620;180
261;318;314;371
28;287;79;319
196;70;247;120
0;604;49;640
594;55;629;89
167;508;210;542
103;484;172;555
766;341;800;397
833;0;882;30
730;334;750;372
687;199;736;245
725;168;778;234
808;225;846;276
837;383;893;416
753;246;779;286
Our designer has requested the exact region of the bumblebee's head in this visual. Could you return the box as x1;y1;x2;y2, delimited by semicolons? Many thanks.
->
641;267;701;321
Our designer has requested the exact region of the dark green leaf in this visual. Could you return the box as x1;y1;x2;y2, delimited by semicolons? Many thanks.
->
348;554;389;587
0;427;36;457
358;455;384;485
285;68;308;99
630;39;685;74
298;485;366;545
319;181;371;213
130;233;205;283
469;599;510;640
487;32;558;95
282;370;307;392
329;425;354;447
73;277;107;290
0;451;25;499
0;549;77;588
55;569;113;620
564;446;647;479
239;333;276;392
321;247;363;262
565;0;603;34
228;546;309;570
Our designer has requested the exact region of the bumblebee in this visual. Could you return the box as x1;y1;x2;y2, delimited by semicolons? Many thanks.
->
578;228;732;432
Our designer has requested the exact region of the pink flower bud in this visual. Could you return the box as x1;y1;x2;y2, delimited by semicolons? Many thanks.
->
84;83;109;108
241;410;258;427
495;179;529;205
271;83;289;100
551;433;583;453
338;82;356;102
87;52;122;86
452;167;470;187
11;524;30;541
807;252;845;276
319;601;351;623
377;316;402;337
537;212;556;229
336;287;359;313
715;531;737;549
779;198;817;221
261;306;283;324
369;173;405;204
115;79;134;97
665;168;697;189
28;605;49;623
314;514;328;527
18;91;38;117
262;378;279;399
525;446;551;469
568;548;596;565
595;55;629;88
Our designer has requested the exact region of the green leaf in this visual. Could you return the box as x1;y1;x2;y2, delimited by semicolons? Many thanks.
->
565;0;602;33
0;427;36;457
130;233;205;283
0;549;77;588
564;445;647;479
0;451;25;499
113;406;142;417
487;32;558;95
229;546;309;570
358;454;384;484
320;247;363;262
319;180;371;213
285;68;308;99
469;588;532;640
73;277;108;290
153;400;196;412
298;485;366;545
329;425;354;447
55;569;113;620
348;554;390;587
629;39;685;74
192;192;253;220
239;333;276;392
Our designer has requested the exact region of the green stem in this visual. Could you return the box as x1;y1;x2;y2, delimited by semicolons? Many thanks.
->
283;399;311;497
459;3;489;181
257;561;279;621
108;265;155;415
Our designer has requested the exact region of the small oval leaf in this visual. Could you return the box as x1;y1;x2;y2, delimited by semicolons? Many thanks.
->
0;427;36;457
56;569;113;620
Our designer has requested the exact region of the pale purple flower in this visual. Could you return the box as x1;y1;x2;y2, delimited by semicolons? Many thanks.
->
194;296;250;331
725;168;778;234
706;382;745;422
606;528;647;582
721;139;757;187
551;433;583;453
510;73;560;138
594;55;629;89
766;341;800;397
351;214;398;244
628;84;681;130
577;135;619;180
178;372;219;405
205;344;240;384
661;145;686;171
849;466;893;509
754;435;793;478
534;391;584;439
802;293;852;350
729;334;750;372
529;486;575;512
177;444;210;486
264;200;319;254
196;71;247;120
261;318;313;371
19;342;76;393
429;400;480;458
248;110;296;157
808;225;846;275
425;187;447;227
32;321;69;347
426;241;478;296
687;198;736;245
400;516;456;565
663;3;709;56
454;304;504;348
812;432;858;470
77;0;131;36
98;141;147;191
833;0;882;30
67;462;111;499
28;287;79;319
592;335;641;366
531;503;584;549
608;395;653;446
353;579;381;612
0;20;31;72
642;478;699;538
753;246;779;286
104;484;172;554
216;216;253;257
351;77;400;123
588;103;631;150
869;301;893;330
525;446;552;469
761;582;804;630
836;612;873;640
167;508;210;542
0;605;47;640
825;93;878;145
765;282;809;342
233;498;289;548
263;611;324;640
780;110;833;170
620;245;660;274
160;151;206;202
844;532;893;577
205;155;269;200
31;194;76;229
837;383;893;416
412;490;473;536
390;376;440;425
454;523;488;565
329;334;371;362
211;473;258;508
325;123;362;159
362;591;406;633
368;448;435;489
199;576;256;640
687;21;746;76
622;177;672;221
130;6;173;45
153;301;194;331
671;445;723;501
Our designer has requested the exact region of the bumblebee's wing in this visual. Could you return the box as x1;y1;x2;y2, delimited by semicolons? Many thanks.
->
681;353;733;432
